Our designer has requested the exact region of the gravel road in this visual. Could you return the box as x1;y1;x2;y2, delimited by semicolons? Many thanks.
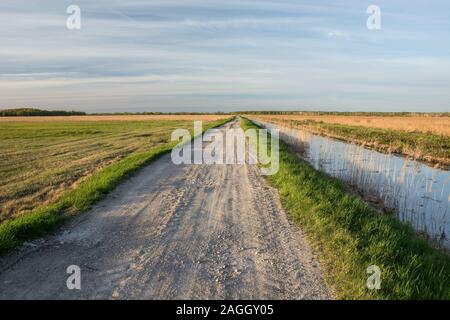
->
0;120;332;299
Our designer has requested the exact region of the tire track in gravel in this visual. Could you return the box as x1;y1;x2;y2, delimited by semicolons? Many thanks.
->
0;120;332;299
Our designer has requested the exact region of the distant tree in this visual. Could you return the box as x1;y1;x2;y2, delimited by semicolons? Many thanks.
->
0;108;86;116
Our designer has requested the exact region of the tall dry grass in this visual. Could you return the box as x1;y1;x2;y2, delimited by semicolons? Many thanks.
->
252;114;450;136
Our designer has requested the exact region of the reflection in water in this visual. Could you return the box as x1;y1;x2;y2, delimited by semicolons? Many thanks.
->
255;120;450;250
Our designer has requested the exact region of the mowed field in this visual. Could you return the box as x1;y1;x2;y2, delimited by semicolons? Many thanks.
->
0;114;228;123
0;115;229;222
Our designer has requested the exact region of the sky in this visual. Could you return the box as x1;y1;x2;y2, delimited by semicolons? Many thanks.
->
0;0;449;113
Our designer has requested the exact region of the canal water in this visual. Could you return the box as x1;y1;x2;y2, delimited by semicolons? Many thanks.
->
253;119;450;250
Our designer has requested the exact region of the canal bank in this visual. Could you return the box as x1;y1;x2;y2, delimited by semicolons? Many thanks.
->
242;117;450;299
253;119;450;251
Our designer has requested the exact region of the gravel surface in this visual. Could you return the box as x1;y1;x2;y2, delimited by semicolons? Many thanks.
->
0;120;332;299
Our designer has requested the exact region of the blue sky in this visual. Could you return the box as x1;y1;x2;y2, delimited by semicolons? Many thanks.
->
1;0;449;112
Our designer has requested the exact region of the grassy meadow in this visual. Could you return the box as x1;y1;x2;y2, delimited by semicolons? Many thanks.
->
0;115;229;222
0;115;230;253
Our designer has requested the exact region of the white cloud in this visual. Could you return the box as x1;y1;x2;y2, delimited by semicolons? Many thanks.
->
0;0;449;112
326;30;351;40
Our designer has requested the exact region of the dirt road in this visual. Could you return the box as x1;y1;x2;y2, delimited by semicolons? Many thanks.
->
0;120;331;299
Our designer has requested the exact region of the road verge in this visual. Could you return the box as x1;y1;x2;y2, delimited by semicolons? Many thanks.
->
241;117;450;299
0;118;232;255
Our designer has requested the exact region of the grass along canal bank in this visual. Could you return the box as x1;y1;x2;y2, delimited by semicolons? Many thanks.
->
241;117;450;299
250;117;450;169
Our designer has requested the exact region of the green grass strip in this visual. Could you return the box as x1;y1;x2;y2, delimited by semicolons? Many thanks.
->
0;118;232;255
241;117;450;300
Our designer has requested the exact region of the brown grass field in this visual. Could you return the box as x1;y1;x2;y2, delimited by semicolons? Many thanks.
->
0;115;228;221
251;114;450;136
0;114;229;123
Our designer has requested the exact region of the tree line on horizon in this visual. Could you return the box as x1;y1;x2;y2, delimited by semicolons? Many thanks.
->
0;108;86;117
0;108;228;116
2;108;448;117
236;111;450;117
